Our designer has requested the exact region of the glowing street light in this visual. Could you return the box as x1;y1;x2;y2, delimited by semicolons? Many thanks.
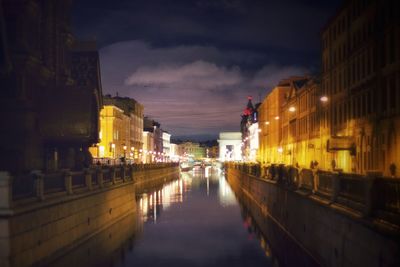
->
123;145;127;160
275;116;280;120
289;106;296;112
320;96;328;102
265;121;270;125
277;147;283;153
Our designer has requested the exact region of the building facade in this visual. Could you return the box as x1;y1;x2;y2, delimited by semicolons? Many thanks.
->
257;80;291;165
178;142;206;160
162;131;171;162
218;132;242;161
142;131;155;163
280;77;324;168
91;105;130;160
169;143;179;162
240;97;259;161
90;95;144;162
321;0;400;175
144;117;164;162
0;1;102;173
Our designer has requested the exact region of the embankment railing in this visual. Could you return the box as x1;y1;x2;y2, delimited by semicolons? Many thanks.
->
6;163;178;204
225;162;400;225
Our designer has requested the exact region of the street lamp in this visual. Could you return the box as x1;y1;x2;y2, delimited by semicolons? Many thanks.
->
111;143;116;158
320;96;328;103
289;106;296;112
123;145;127;161
318;95;329;169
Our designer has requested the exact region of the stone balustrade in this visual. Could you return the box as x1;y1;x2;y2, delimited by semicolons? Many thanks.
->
0;163;179;267
225;162;400;225
0;163;179;209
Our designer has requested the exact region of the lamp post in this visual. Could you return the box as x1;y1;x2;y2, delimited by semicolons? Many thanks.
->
319;95;328;169
111;143;116;159
123;145;127;162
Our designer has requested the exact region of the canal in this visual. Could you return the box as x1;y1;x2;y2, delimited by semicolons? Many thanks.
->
48;167;316;267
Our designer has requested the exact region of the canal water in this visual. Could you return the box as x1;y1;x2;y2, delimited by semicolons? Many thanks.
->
118;167;275;267
49;167;314;267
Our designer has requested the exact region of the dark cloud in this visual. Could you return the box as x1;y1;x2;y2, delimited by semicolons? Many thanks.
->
73;0;340;53
99;41;307;136
72;0;342;138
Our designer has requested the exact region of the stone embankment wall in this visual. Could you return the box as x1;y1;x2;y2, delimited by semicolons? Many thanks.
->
0;163;179;267
134;164;180;194
226;165;400;267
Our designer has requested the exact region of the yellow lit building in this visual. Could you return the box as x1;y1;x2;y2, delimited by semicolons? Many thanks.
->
90;95;144;162
280;77;326;168
90;105;130;159
258;79;291;165
257;0;400;177
321;0;400;175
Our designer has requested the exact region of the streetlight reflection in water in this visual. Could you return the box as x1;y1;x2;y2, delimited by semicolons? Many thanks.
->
132;167;277;267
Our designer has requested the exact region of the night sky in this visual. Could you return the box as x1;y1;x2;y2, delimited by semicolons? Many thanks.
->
72;0;342;140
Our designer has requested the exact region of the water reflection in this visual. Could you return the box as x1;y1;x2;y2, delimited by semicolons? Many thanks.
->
139;177;190;223
125;167;273;267
48;167;313;267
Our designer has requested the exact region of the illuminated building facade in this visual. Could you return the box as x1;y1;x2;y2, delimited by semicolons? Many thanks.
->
142;131;155;163
162;131;171;162
91;105;130;159
0;1;102;173
240;97;259;161
248;122;260;162
169;143;179;162
90;95;144;162
280;77;324;168
257;81;290;165
178;142;206;160
218;132;242;162
321;0;400;175
144;117;164;161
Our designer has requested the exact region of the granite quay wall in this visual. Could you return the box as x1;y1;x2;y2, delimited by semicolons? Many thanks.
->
133;163;180;194
0;163;179;267
225;163;400;267
47;211;139;267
